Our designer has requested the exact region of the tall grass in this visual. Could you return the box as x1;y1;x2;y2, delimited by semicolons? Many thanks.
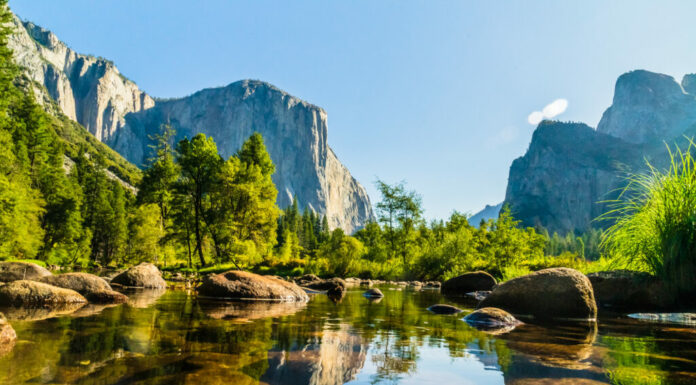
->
600;141;696;295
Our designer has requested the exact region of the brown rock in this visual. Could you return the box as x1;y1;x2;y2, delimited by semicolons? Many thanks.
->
0;280;87;306
478;268;597;320
0;261;51;282
198;271;309;302
587;270;673;311
464;307;520;333
441;271;496;296
39;272;127;303
111;263;167;289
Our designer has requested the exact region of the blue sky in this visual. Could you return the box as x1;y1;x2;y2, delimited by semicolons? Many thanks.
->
10;0;696;220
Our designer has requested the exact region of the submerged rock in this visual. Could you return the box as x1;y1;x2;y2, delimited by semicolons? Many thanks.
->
0;313;16;357
295;274;321;286
303;278;346;292
628;313;696;326
464;307;521;334
466;291;491;302
198;271;309;302
363;288;384;298
39;273;127;304
587;270;673;311
0;280;87;306
427;304;463;314
478;268;597;321
0;303;86;321
0;261;51;282
441;271;496;296
111;263;167;289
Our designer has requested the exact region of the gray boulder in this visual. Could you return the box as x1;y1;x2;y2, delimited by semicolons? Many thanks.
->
39;273;128;303
111;263;167;289
0;261;51;282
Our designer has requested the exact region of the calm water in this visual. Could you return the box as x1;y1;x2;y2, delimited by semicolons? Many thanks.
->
0;285;695;384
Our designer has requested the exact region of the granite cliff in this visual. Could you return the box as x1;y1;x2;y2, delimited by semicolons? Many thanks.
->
505;70;696;233
8;14;373;232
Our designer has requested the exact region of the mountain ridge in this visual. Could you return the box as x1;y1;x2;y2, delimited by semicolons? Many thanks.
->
8;12;373;232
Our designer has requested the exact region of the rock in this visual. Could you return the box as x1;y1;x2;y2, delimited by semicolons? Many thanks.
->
427;304;463;314
363;288;384;298
7;16;374;232
39;272;127;304
327;286;346;302
0;261;52;282
478;268;597;321
424;281;441;288
359;279;373;288
303;278;346;292
198;271;308;302
587;270;673;311
628;313;696;326
0;280;87;306
441;271;497;296
466;291;491;302
295;274;321;286
0;313;16;357
464;307;521;333
110;263;167;289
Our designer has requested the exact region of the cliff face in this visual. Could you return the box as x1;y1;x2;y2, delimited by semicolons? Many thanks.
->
113;81;373;232
8;14;373;232
505;70;696;233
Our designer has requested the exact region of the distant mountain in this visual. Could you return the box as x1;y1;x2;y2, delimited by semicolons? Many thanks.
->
468;203;502;227
504;70;696;233
8;13;373;232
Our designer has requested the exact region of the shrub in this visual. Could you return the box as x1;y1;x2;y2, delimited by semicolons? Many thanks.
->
600;141;696;295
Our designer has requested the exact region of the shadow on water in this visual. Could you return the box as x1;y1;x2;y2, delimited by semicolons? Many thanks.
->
0;286;695;384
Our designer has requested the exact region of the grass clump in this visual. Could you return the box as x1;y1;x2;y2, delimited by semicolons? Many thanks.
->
600;141;696;295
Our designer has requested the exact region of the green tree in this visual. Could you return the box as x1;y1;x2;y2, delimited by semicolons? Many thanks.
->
176;133;223;266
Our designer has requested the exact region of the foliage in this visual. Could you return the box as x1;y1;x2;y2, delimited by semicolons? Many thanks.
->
600;141;696;295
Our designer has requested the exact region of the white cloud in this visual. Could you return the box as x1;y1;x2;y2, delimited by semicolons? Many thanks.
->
527;98;568;125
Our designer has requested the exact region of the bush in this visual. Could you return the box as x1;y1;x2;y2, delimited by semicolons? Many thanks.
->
601;142;696;295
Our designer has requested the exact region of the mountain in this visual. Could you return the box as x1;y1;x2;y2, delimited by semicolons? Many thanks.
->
504;70;696;233
8;14;373;233
468;203;502;228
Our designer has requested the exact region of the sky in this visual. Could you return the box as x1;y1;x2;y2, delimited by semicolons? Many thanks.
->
9;0;696;220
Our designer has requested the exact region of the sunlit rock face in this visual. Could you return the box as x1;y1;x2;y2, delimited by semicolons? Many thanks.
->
261;326;367;385
8;13;373;233
505;70;696;233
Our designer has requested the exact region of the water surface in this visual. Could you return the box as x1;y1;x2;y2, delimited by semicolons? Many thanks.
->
0;286;695;384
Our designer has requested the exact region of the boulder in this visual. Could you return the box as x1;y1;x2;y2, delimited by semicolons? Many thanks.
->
587;270;673;311
427;304;463;314
111;263;167;289
0;313;16;357
295;274;320;286
441;271;496;296
425;281;441;288
0;261;51;282
464;307;521;333
0;280;87;306
198;271;308;302
478;268;597;320
39;273;127;304
303;278;346;292
363;288;384;298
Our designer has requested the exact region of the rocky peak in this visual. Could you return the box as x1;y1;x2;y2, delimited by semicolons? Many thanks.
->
682;73;696;95
597;70;696;144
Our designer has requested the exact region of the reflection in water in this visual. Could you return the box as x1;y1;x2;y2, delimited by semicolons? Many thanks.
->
0;302;85;321
0;287;695;384
200;300;307;321
261;325;367;385
124;288;167;308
